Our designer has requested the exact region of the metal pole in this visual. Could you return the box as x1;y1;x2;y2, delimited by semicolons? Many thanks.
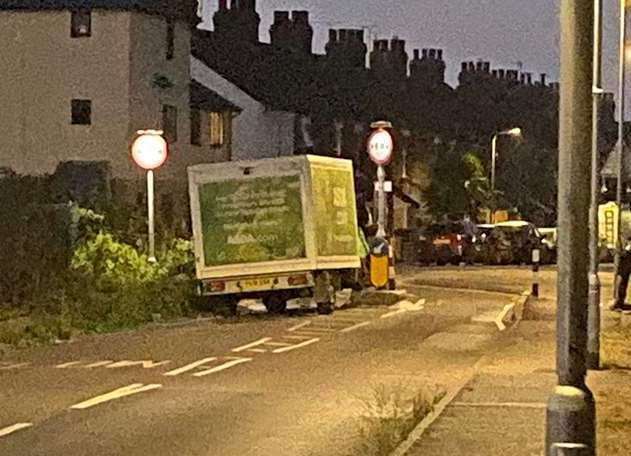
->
615;0;627;282
147;169;156;263
377;165;386;238
587;0;603;370
491;134;498;192
335;121;343;157
545;0;596;453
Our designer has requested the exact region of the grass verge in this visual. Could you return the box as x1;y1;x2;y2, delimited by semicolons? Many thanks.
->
356;383;445;456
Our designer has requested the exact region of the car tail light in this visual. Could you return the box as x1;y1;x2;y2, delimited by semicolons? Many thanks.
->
288;274;308;286
209;281;226;292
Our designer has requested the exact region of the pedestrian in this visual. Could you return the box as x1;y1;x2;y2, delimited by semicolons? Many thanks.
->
611;236;631;311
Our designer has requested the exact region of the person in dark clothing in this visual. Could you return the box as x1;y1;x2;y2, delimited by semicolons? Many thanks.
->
612;236;631;311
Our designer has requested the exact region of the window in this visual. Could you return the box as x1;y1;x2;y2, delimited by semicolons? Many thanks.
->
71;99;91;125
190;108;201;146
71;10;91;38
166;19;175;60
209;112;224;147
162;105;178;143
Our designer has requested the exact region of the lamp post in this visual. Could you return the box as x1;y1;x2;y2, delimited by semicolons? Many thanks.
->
587;0;603;370
545;0;596;453
614;0;627;285
490;127;522;192
131;129;168;263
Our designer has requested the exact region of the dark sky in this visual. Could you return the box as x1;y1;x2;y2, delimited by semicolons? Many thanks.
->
201;1;625;109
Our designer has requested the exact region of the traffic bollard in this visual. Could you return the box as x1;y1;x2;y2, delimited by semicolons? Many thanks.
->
551;443;590;456
532;248;540;298
387;242;396;290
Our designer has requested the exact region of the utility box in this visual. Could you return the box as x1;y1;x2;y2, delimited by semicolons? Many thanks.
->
188;155;361;313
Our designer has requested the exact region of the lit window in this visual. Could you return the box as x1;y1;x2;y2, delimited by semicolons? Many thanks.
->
191;108;201;146
71;10;91;38
209;112;224;147
162;105;178;143
166;19;175;60
71;99;91;125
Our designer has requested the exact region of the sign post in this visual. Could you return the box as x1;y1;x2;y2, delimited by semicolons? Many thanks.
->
131;129;168;263
367;121;394;238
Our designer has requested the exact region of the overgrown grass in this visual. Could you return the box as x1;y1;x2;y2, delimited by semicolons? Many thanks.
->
356;383;445;456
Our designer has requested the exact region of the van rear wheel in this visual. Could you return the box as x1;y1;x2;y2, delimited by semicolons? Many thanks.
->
263;294;287;314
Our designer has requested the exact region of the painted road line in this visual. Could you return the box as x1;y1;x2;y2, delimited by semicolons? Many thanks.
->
70;383;162;410
56;361;83;369
83;361;114;368
0;362;30;370
272;338;319;353
193;357;252;377
380;308;408;319
495;303;516;331
263;341;294;347
247;348;267;353
287;321;312;332
163;357;217;377
283;335;317;340
339;321;371;333
0;423;33;438
232;337;273;353
293;326;337;333
106;360;172;369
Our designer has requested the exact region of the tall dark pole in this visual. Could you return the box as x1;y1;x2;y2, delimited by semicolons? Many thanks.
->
587;0;603;370
614;1;627;283
545;0;596;453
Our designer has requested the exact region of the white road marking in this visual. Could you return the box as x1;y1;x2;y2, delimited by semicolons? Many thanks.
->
193;357;252;377
263;341;294;347
163;357;217;377
0;423;33;438
0;362;30;370
55;361;83;369
106;360;171;369
495;303;516;331
287;321;312;332
70;383;162;410
83;361;113;368
380;308;408;319
232;337;273;353
247;348;267;353
339;321;371;333
292;326;337;333
272;338;319;353
283;335;317;340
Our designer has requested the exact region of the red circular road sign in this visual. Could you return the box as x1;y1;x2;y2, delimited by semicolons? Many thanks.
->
131;130;168;170
367;128;394;165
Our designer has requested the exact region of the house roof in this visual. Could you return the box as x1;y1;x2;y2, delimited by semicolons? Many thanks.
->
0;1;200;24
601;140;631;181
190;80;241;112
191;29;325;114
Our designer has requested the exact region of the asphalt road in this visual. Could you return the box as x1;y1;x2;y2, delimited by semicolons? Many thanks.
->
0;274;522;456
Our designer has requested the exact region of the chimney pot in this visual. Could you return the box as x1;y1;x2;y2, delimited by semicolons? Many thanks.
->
422;48;428;58
476;61;483;71
339;29;349;42
219;0;227;10
273;11;289;24
429;49;436;59
461;62;467;72
498;69;505;79
540;73;547;86
328;29;337;43
468;62;475;71
492;69;498;77
437;49;443;60
483;62;490;72
292;10;309;24
414;49;420;59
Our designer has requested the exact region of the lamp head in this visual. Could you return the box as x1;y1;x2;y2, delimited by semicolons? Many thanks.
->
507;127;522;137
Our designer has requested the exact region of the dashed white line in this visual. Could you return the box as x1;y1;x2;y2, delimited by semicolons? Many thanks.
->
247;348;267;353
0;423;33;438
70;383;162;410
264;342;294;347
163;357;217;377
380;309;408;319
287;321;312;332
339;321;372;333
272;338;319;353
193;357;252;377
83;361;114;368
55;361;83;369
0;363;30;370
106;360;172;369
283;335;317;340
232;337;273;353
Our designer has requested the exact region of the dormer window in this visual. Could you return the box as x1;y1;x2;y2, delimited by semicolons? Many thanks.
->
71;10;91;38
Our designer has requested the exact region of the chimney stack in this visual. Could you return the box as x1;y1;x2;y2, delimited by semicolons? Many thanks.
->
540;73;547;86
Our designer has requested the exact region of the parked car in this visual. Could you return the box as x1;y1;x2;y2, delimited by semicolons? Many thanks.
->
492;221;554;264
538;227;558;264
423;221;471;265
466;224;510;265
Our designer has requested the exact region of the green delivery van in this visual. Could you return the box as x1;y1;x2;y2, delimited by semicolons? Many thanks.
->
187;155;362;314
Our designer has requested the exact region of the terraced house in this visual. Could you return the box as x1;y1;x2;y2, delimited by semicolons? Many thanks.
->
0;0;240;183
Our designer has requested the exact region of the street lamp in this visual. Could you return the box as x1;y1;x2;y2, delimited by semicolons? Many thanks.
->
490;127;522;192
131;129;168;263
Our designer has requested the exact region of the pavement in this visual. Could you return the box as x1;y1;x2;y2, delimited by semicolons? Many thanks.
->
396;266;631;456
